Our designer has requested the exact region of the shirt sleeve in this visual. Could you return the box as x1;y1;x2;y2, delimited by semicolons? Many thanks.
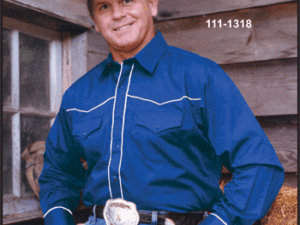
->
43;207;76;225
38;98;86;224
201;63;285;224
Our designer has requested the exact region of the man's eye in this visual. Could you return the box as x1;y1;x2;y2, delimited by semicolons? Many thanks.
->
100;4;109;10
122;0;133;5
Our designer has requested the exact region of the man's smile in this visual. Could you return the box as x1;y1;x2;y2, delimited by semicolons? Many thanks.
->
113;23;134;31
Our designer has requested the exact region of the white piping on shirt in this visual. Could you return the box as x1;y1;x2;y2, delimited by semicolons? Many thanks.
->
66;69;202;200
127;95;201;105
118;63;135;199
210;213;227;225
66;96;115;113
44;206;72;218
108;62;123;199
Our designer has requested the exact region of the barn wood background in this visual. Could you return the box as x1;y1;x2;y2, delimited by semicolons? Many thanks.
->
2;0;297;224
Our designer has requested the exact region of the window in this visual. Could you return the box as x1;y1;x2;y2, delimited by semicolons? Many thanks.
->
3;16;63;217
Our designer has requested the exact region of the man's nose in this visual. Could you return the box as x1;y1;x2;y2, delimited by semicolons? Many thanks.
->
112;4;126;19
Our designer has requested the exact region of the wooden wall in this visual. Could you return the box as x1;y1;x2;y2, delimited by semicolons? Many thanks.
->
86;1;298;178
3;0;94;30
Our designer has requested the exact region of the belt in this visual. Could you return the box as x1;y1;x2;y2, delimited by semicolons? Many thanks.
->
94;205;207;225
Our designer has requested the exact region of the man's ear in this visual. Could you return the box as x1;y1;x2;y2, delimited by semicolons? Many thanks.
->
149;0;159;17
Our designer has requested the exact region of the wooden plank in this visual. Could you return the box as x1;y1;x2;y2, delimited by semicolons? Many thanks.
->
3;1;88;33
3;107;18;114
282;173;298;188
261;122;297;173
3;194;41;218
3;0;94;29
49;40;63;113
62;32;73;93
258;115;297;173
3;16;61;41
5;0;294;28
86;30;110;71
157;0;294;21
87;52;109;72
3;210;43;224
87;30;110;55
222;58;297;116
19;108;57;118
71;32;88;83
10;29;21;198
156;2;297;64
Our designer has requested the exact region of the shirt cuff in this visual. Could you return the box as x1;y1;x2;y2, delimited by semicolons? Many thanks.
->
199;214;227;225
44;207;75;225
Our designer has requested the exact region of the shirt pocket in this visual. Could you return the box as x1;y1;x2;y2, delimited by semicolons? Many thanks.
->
72;118;102;140
136;112;182;134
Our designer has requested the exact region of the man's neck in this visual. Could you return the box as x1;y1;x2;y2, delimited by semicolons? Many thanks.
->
109;32;156;64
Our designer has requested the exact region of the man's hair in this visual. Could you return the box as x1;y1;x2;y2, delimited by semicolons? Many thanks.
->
87;0;157;21
87;0;93;18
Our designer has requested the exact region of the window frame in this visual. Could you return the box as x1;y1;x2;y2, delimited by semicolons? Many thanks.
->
3;16;63;217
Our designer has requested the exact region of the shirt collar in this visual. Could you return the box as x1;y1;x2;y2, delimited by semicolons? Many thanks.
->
95;53;114;80
135;31;168;74
98;31;168;77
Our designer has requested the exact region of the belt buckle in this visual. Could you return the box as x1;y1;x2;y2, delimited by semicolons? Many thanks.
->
103;198;140;225
164;218;175;225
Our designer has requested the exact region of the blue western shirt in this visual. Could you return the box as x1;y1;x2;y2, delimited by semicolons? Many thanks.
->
39;32;284;225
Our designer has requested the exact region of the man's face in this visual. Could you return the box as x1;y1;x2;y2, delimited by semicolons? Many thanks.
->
92;0;158;55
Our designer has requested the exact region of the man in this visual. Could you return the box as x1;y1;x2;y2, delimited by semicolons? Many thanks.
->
39;0;285;224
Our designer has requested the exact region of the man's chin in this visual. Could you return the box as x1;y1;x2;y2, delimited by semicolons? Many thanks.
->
111;42;140;54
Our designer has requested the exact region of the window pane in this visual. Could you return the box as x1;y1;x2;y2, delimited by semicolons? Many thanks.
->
21;116;51;194
3;29;11;107
19;33;50;111
3;114;12;195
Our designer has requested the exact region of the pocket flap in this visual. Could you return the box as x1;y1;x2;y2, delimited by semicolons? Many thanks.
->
73;118;102;139
137;112;182;133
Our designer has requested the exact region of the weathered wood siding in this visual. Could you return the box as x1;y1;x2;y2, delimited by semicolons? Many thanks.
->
222;59;297;116
156;3;297;64
86;30;110;71
3;0;94;29
157;0;295;21
259;115;298;173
